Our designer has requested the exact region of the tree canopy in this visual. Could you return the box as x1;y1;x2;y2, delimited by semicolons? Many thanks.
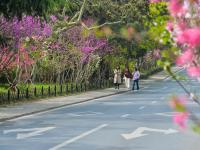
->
0;0;64;18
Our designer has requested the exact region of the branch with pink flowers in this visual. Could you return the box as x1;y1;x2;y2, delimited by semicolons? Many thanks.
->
151;0;200;131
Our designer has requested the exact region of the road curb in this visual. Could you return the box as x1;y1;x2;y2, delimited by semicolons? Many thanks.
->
0;90;129;122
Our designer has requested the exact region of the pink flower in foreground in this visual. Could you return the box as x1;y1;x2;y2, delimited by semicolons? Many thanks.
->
170;96;187;109
176;21;187;32
166;21;174;32
187;66;200;77
177;28;200;47
176;49;194;66
173;112;189;129
168;0;184;16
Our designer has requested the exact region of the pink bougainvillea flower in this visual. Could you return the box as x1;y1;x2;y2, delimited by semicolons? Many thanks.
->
168;0;184;16
176;49;194;66
173;112;189;129
150;0;161;3
81;47;95;54
176;28;200;47
50;15;57;22
176;21;187;32
187;66;200;77
166;21;174;32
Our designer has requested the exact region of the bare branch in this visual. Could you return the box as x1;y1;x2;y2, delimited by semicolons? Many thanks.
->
81;21;122;30
67;0;87;25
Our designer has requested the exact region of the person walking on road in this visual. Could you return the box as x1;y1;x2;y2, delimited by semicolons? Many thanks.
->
132;67;140;91
124;67;132;89
114;66;121;89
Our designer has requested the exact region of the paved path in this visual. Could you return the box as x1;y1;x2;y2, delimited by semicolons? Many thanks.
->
1;67;199;150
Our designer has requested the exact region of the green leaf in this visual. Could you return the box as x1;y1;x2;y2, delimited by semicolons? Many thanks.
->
192;125;200;134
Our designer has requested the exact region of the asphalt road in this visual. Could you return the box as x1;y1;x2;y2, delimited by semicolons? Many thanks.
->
0;72;200;150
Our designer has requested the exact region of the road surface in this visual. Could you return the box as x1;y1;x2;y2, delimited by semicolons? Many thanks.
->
0;71;200;150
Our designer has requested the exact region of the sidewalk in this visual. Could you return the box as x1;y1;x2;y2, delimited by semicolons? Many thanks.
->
0;67;182;122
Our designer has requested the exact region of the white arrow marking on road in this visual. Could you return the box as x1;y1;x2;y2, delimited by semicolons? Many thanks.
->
4;127;55;140
121;127;178;140
151;101;157;104
49;124;108;150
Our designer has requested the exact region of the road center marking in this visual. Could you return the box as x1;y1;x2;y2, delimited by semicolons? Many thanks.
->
68;111;103;117
49;124;108;150
155;112;183;117
121;114;130;118
102;102;134;105
139;106;145;110
151;101;157;104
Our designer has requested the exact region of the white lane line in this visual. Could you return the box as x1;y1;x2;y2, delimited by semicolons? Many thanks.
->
155;112;176;117
67;111;103;117
151;101;157;104
139;106;145;110
162;86;168;90
143;86;149;89
102;102;135;105
161;97;165;100
49;124;108;150
121;114;130;118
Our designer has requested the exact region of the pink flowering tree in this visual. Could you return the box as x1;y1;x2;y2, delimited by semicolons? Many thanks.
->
0;47;15;73
47;18;113;83
0;16;52;89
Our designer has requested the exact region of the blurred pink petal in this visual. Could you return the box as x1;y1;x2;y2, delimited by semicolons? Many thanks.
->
187;66;200;77
170;96;187;109
177;28;200;47
176;21;187;32
173;112;189;129
168;0;184;16
166;21;174;31
176;49;194;66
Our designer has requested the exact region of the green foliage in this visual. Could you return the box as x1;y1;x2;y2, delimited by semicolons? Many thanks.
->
64;0;149;23
0;0;64;18
193;125;200;134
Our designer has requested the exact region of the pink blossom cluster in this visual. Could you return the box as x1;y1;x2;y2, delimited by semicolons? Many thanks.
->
166;0;200;78
0;16;52;49
65;21;113;63
0;47;15;72
170;96;189;129
0;16;52;72
15;45;34;67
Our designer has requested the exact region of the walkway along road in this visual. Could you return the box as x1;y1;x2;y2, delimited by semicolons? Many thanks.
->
0;68;200;150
